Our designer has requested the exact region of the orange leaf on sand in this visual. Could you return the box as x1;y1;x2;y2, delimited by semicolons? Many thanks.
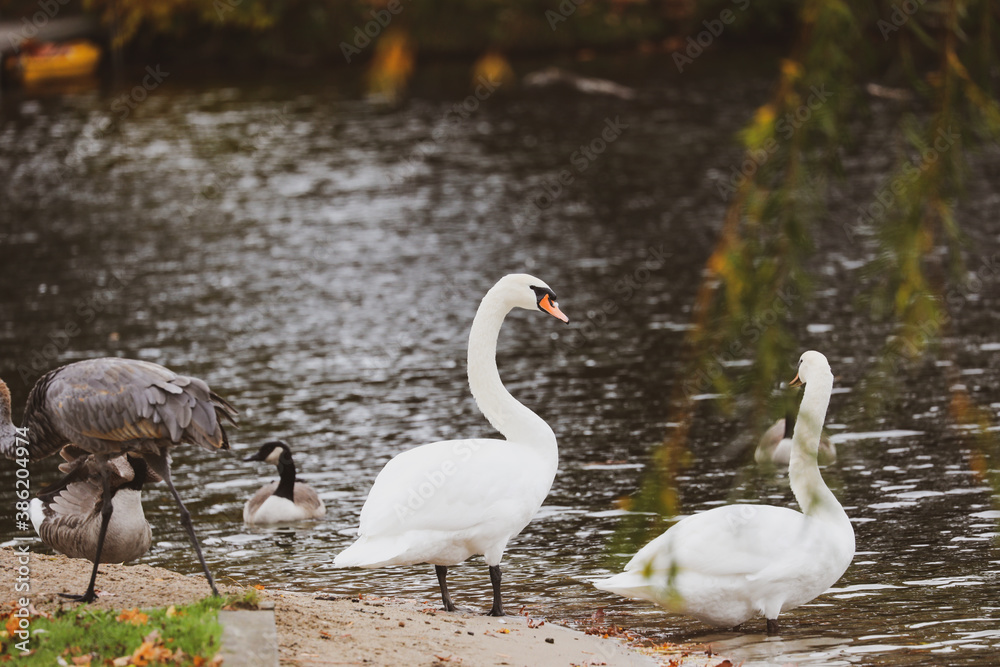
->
254;584;265;591
5;613;20;637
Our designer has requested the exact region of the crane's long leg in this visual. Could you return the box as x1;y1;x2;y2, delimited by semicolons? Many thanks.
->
435;565;457;612
61;463;112;603
144;451;219;597
487;564;504;617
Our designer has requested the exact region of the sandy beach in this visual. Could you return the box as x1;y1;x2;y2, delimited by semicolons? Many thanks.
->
1;547;708;666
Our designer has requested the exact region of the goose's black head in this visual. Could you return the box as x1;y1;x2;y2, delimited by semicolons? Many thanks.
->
244;440;293;466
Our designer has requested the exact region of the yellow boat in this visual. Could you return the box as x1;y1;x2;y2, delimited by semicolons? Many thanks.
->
6;40;101;84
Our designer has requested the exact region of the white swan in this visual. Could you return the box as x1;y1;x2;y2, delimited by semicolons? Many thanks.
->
594;351;854;634
335;274;568;616
243;440;326;524
755;410;837;465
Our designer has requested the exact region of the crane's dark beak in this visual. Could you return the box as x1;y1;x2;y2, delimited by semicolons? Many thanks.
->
539;294;569;323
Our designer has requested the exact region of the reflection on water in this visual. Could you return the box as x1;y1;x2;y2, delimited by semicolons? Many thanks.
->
1;59;998;666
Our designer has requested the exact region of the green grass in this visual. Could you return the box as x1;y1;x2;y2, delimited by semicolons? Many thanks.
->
1;595;230;665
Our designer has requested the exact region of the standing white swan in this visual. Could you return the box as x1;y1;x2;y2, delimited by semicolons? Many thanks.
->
335;274;568;616
594;351;854;634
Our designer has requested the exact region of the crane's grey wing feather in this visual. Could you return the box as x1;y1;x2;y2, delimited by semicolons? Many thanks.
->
38;359;237;453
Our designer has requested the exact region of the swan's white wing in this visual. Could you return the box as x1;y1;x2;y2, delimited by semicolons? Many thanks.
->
336;438;554;567
358;438;549;536
625;504;807;578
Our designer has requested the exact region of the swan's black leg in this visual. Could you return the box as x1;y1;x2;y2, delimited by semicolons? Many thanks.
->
766;618;780;635
435;565;457;612
487;564;504;617
61;463;112;603
144;451;219;597
730;624;743;632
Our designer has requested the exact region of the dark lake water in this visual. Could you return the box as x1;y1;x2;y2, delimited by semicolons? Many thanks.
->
1;56;999;666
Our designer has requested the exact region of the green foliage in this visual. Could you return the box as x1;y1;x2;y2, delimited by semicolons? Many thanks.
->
1;597;224;665
612;0;1000;551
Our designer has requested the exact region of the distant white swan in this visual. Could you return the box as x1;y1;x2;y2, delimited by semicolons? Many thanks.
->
334;274;568;616
243;441;326;524
594;351;854;634
755;410;836;465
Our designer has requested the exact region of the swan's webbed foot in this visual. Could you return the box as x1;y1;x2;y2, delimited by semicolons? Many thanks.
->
730;624;743;632
766;618;780;635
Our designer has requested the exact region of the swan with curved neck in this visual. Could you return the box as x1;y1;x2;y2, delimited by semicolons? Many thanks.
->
595;351;854;634
335;274;568;616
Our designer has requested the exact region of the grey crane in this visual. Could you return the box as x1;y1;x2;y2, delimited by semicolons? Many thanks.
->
1;358;238;602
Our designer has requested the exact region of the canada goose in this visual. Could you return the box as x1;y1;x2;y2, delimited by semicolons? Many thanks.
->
755;410;837;465
0;358;237;602
243;441;326;524
595;351;854;634
31;450;153;565
335;274;568;616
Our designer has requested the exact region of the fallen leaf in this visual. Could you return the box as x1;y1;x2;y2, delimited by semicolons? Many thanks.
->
116;609;148;626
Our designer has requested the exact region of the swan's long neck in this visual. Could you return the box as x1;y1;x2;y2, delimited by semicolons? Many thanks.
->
467;290;555;449
789;373;847;524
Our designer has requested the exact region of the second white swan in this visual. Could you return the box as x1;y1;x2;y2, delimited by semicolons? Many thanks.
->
334;274;568;616
594;351;854;634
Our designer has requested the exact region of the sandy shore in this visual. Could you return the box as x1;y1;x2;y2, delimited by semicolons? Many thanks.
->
1;547;700;666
